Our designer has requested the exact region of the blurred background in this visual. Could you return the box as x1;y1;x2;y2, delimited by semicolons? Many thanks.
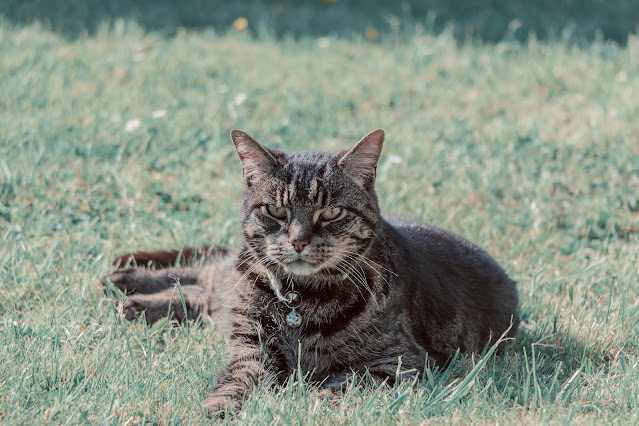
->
1;1;639;424
3;0;639;43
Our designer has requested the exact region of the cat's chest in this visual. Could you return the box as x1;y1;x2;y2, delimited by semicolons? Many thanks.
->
273;319;338;375
258;296;341;373
251;278;386;373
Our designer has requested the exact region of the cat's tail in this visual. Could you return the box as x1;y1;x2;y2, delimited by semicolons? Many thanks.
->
112;246;228;269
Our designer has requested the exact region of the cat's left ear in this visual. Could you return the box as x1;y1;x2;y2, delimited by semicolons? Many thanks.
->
338;129;385;189
230;130;284;185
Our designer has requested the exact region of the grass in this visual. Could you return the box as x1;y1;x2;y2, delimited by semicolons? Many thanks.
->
1;1;639;424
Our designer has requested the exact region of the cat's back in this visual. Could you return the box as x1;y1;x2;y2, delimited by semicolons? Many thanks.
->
382;215;519;350
384;215;509;282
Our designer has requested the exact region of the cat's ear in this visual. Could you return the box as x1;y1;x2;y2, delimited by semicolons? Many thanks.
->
338;129;385;189
230;130;283;184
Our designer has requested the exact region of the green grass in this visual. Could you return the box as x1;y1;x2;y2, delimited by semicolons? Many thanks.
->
1;2;639;424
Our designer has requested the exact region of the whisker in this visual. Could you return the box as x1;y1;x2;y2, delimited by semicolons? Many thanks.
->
332;262;368;299
351;251;397;276
342;251;394;287
331;253;374;297
332;252;369;289
221;254;274;298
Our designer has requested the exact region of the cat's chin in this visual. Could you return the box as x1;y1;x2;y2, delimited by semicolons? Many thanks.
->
283;260;319;276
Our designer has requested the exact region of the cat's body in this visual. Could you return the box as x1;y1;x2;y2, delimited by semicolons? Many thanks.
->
103;129;519;415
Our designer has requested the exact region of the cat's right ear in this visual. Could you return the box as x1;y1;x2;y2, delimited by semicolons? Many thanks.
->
230;130;283;184
337;129;385;189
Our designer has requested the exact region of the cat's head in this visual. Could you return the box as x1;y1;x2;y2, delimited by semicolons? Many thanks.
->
231;129;385;280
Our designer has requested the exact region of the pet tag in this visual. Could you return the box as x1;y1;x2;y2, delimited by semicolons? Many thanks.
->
284;291;302;328
285;308;302;328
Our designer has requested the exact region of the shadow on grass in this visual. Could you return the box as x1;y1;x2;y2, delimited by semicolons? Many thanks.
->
488;325;616;408
1;0;638;44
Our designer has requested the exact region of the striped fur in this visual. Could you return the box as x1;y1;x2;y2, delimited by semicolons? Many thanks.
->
102;129;519;416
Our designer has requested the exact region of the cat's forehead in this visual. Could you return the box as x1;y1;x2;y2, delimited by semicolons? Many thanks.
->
284;150;339;167
282;151;340;204
247;150;342;206
278;150;339;182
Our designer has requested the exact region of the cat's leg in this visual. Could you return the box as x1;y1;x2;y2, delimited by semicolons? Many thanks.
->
202;317;284;417
112;246;224;269
203;353;274;417
121;284;215;325
102;266;200;295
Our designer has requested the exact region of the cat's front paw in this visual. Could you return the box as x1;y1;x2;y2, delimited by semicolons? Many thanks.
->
203;394;239;418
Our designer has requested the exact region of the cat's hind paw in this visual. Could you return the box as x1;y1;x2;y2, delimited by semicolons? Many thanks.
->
116;295;171;325
100;267;140;295
116;297;145;322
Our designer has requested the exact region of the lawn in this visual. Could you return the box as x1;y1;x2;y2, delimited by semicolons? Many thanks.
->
1;1;639;424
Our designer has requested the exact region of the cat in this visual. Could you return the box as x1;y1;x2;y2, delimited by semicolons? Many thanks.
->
102;129;519;416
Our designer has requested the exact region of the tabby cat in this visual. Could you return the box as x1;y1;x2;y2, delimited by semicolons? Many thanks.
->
103;129;519;416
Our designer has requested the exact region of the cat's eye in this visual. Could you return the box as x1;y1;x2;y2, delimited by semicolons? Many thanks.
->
265;204;288;220
319;207;344;222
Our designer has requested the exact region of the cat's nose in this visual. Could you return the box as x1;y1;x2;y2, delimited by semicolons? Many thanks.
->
290;241;309;253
